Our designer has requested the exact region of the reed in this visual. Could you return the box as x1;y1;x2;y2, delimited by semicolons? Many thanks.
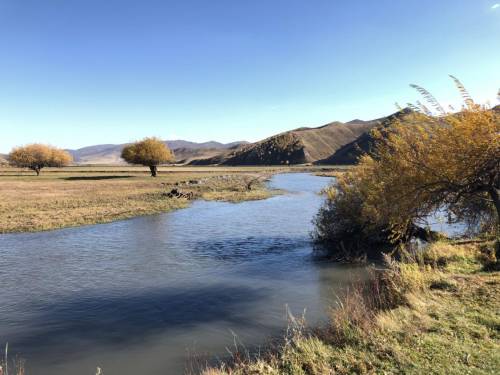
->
204;241;500;374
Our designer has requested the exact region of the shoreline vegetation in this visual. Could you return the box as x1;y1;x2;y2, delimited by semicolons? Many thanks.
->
203;82;500;374
0;165;343;234
203;240;500;375
1;82;498;374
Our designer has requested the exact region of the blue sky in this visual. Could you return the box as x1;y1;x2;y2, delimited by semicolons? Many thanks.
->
0;0;499;152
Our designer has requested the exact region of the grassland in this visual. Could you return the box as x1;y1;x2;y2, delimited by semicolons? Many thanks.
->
205;240;500;375
0;165;338;234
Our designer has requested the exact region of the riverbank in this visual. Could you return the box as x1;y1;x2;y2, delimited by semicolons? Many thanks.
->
0;172;343;375
204;240;500;374
0;166;295;233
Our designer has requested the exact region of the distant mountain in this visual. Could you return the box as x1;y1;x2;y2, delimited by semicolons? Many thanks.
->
166;140;245;150
67;144;123;164
192;120;378;166
167;141;248;164
172;146;239;164
67;140;248;165
10;105;499;167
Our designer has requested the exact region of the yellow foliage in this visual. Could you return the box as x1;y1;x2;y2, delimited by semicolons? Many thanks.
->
121;137;174;166
316;79;499;260
8;144;73;175
121;137;175;176
365;104;499;236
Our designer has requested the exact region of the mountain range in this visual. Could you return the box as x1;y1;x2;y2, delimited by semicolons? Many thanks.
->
66;112;403;166
13;106;492;166
190;110;415;165
67;140;247;165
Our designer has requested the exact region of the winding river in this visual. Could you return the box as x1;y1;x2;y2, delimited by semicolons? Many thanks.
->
0;173;363;375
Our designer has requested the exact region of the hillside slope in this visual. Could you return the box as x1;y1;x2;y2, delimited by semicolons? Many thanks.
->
318;105;500;165
195;120;377;166
316;109;414;165
68;141;247;164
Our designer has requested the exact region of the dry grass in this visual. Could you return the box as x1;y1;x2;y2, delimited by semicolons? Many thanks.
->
0;166;291;233
204;242;500;374
423;241;479;270
0;343;25;375
312;167;349;178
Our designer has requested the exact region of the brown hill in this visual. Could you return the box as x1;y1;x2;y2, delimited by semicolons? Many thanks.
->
194;120;377;166
173;147;235;164
316;109;414;165
68;141;247;165
318;105;500;165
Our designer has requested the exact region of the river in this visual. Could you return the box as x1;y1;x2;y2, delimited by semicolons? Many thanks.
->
0;173;363;375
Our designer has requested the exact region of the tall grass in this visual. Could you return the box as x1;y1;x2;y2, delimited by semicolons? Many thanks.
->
204;241;500;374
0;344;25;375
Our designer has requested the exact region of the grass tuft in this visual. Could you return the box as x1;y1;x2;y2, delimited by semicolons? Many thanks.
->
205;242;500;374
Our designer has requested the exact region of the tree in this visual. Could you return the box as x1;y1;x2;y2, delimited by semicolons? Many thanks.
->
8;144;73;175
121;137;175;176
315;78;500;261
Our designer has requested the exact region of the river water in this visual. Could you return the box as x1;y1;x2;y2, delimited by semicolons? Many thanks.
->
0;173;362;375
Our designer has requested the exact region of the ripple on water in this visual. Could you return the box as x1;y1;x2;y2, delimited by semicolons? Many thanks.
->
0;173;362;375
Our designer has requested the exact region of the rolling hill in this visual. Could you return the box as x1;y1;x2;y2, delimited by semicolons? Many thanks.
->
68;140;247;164
316;109;414;165
37;105;494;166
318;105;500;165
192;118;382;165
67;112;402;166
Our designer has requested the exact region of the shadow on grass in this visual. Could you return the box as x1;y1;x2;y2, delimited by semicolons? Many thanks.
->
62;175;134;181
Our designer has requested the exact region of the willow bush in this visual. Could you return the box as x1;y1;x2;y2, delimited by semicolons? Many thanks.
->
315;77;500;261
121;137;175;176
8;144;73;175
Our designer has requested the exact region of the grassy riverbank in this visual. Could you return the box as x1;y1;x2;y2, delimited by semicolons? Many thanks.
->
0;166;275;233
204;240;500;375
0;165;339;234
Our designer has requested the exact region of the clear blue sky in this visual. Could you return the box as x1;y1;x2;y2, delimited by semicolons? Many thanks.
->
1;0;499;152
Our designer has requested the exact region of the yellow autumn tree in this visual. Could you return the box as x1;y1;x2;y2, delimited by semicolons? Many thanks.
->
121;137;175;176
9;144;73;175
315;77;500;261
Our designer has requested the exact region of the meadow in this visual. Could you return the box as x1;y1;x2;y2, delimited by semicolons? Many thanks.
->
0;165;342;233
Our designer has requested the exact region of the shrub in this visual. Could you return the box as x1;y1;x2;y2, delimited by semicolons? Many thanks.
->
315;78;499;261
8;144;72;175
121;137;175;176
